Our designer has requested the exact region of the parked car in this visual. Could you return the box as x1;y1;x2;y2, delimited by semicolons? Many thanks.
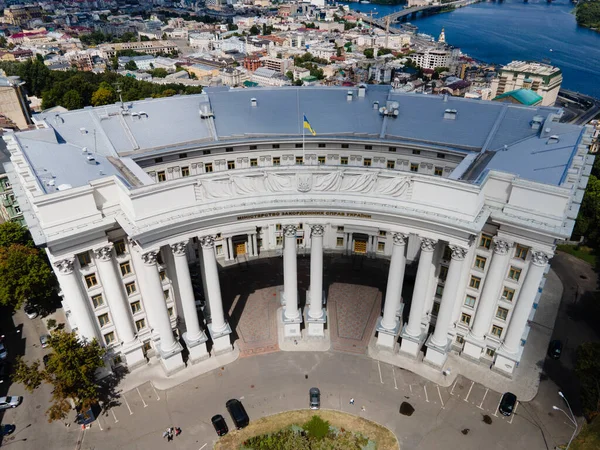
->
0;362;9;383
42;354;51;367
498;392;517;416
226;399;249;429
309;387;320;410
0;424;15;437
211;414;229;436
548;340;563;360
0;340;6;360
24;303;38;319
39;334;50;348
0;396;22;410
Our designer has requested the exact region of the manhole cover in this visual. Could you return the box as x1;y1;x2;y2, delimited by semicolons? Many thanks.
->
399;402;414;416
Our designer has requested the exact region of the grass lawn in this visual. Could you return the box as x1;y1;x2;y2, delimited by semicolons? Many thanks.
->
570;415;600;450
556;245;596;267
214;409;399;450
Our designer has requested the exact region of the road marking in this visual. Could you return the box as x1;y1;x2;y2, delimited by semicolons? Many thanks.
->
450;379;458;396
137;387;148;408
76;428;86;450
493;395;502;417
409;384;413;393
151;381;160;401
111;408;119;423
509;402;519;424
478;388;489;410
464;381;474;403
392;366;398;390
96;416;103;431
199;444;207;450
424;385;429;403
377;361;383;384
123;393;133;415
437;385;444;408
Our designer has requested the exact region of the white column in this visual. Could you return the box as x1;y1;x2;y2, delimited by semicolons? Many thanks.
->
227;237;234;261
463;239;512;359
402;237;437;339
283;225;300;319
53;258;99;342
425;244;468;367
139;249;184;375
346;232;352;255
252;233;258;256
376;233;407;348
308;225;325;319
199;236;233;354
171;241;209;363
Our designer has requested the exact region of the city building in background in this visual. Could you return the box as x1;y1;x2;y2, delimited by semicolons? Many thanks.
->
491;61;563;107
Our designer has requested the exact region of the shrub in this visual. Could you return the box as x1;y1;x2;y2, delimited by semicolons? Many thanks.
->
46;318;57;329
303;415;330;440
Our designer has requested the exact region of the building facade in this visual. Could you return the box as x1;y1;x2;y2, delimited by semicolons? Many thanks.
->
2;86;593;379
0;76;31;131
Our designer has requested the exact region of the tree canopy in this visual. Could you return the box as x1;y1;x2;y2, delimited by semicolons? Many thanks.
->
0;221;34;247
576;0;600;29
12;330;106;422
363;48;374;59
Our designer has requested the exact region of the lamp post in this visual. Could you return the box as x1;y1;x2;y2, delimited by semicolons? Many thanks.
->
556;391;577;450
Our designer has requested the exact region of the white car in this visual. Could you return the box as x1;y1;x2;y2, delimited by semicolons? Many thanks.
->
0;396;22;410
39;335;50;349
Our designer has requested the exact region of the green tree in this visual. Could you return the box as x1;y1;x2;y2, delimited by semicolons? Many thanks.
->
363;48;374;59
12;330;106;422
378;48;393;57
61;90;83;110
249;25;260;35
0;222;34;247
285;70;294;80
147;68;168;78
111;56;118;71
576;0;600;29
0;244;56;311
124;60;138;71
227;23;238;31
574;175;600;246
91;85;116;106
336;47;343;57
0;36;7;47
140;35;150;42
576;342;600;416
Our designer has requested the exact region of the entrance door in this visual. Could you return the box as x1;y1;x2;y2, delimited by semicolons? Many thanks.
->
353;240;367;254
235;242;247;256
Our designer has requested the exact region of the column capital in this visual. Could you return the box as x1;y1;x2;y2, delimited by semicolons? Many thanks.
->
449;245;468;261
170;240;189;256
141;250;159;266
54;258;75;274
310;224;325;237
531;250;551;267
282;225;297;237
392;232;409;246
492;237;513;255
199;235;215;249
419;237;437;252
93;244;114;262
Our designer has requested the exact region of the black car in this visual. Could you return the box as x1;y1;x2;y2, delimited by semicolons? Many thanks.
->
0;424;15;437
226;399;249;429
548;340;563;360
310;387;320;410
0;361;9;383
499;392;517;416
211;414;229;436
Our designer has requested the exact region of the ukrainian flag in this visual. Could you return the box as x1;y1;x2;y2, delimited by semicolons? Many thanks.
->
303;115;316;136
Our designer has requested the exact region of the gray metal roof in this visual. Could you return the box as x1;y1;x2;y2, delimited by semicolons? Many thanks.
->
8;86;587;191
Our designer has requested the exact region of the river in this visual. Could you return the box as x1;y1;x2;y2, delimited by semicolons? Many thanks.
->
342;0;600;98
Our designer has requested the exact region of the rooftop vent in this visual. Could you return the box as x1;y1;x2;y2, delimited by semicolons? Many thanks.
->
358;84;366;98
57;184;72;191
199;103;214;119
138;111;148;118
443;93;448;102
347;90;353;102
131;112;140;118
547;135;560;144
86;155;96;165
251;97;257;107
47;179;55;187
379;101;399;118
81;147;88;154
373;101;379;110
79;127;87;134
531;115;544;130
444;109;457;120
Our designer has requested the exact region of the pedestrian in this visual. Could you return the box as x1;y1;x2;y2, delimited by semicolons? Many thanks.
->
361;406;366;412
163;429;169;439
167;431;173;442
349;398;355;405
175;427;182;436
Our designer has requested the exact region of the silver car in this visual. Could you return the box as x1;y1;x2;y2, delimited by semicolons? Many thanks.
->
39;335;50;349
0;396;22;410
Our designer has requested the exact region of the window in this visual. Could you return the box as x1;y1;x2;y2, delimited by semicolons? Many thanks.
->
225;147;233;152
227;160;235;170
464;295;476;308
131;301;141;314
431;302;440;316
143;341;152;353
435;284;444;297
92;294;104;309
157;171;166;182
341;144;349;149
85;274;98;289
515;245;528;260
276;224;282;231
273;157;281;166
181;166;190;177
469;276;481;290
508;266;521;281
164;290;170;300
135;318;146;331
379;230;387;237
276;236;283;246
410;163;419;172
474;256;487;270
318;143;326;148
98;313;110;327
485;348;496;357
434;167;443;176
491;325;503;337
216;245;223;255
113;355;123;365
389;146;397;152
336;237;344;247
502;287;515;301
77;252;91;267
249;145;257;150
125;282;137;295
443;246;452;261
168;307;174;317
115;240;126;256
250;158;258;167
295;156;303;165
496;307;509;321
295;143;302;148
456;335;465;344
14;206;21;214
436;153;445;159
273;144;280;149
377;242;385;252
479;234;492;249
104;332;115;345
203;150;211;155
364;145;372;150
460;313;472;325
363;158;372;167
296;237;304;246
318;156;326;165
340;157;348;165
412;149;421;155
439;265;448;281
154;157;163;163
119;261;132;277
387;160;395;169
337;226;344;232
205;163;213;173
179;153;187;159
159;270;166;281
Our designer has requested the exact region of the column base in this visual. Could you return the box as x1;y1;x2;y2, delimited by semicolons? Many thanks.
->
278;288;299;307
424;335;451;368
304;307;327;338
375;316;401;350
207;322;233;356
157;341;185;377
399;324;428;358
461;335;486;362
282;308;303;338
121;339;147;371
395;302;404;319
183;331;210;364
492;347;519;377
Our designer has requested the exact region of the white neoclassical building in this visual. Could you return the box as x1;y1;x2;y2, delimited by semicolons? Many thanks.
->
2;85;593;377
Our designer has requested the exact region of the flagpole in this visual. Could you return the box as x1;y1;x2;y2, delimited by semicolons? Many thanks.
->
302;112;305;165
